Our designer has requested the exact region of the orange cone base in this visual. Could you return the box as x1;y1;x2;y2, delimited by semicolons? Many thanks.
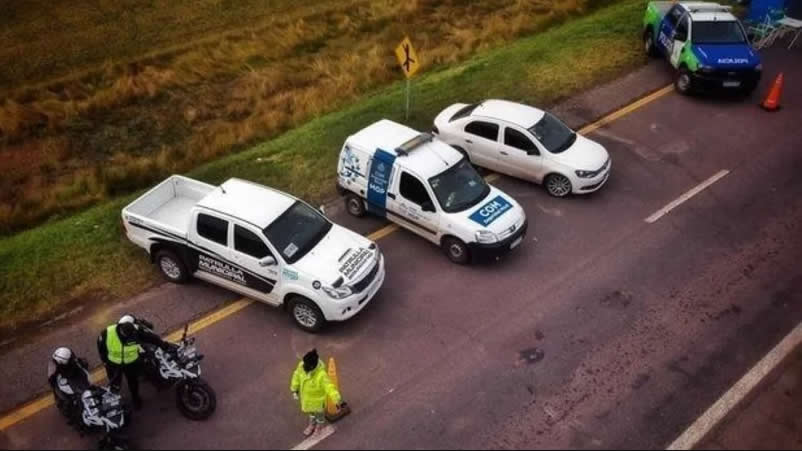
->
325;404;352;423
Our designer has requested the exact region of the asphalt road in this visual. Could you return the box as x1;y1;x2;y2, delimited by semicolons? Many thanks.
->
2;47;802;450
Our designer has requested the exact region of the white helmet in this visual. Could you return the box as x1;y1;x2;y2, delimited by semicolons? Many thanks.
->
118;314;135;325
52;347;72;365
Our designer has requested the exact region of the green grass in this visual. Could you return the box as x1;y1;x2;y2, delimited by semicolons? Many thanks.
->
0;0;646;331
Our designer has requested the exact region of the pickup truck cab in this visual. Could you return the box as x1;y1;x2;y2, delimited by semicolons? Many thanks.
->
643;2;762;95
337;119;528;265
122;176;385;332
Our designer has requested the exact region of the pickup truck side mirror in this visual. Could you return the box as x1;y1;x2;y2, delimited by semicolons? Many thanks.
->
421;201;436;213
258;256;277;267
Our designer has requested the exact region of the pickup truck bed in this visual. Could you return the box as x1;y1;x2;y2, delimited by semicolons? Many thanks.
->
124;175;215;238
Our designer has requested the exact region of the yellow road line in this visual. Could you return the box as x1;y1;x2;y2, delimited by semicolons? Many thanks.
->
579;85;673;135
0;83;674;432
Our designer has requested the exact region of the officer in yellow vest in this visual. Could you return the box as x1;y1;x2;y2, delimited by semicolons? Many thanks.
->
290;349;346;437
96;315;170;409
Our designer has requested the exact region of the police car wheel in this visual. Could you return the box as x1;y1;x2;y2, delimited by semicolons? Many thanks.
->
545;174;572;198
290;297;325;333
643;30;658;57
344;193;366;217
442;237;470;265
676;69;693;95
155;250;188;283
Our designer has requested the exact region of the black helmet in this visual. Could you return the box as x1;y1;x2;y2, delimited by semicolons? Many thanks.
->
117;322;136;341
303;349;319;373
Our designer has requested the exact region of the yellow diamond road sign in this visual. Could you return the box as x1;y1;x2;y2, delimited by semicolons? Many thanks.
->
395;36;420;79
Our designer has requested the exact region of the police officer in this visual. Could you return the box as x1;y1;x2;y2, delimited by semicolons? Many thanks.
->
96;315;170;409
48;347;91;425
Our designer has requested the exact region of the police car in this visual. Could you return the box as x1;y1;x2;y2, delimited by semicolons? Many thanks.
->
337;119;528;264
122;176;385;332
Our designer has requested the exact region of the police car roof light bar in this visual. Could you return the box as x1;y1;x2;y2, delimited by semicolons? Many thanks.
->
395;132;434;156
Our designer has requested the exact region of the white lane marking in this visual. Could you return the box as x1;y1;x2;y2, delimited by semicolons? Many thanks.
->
292;425;336;450
667;321;802;450
645;170;730;224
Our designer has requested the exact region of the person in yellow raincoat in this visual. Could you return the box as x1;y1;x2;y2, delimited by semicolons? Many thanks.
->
290;349;344;436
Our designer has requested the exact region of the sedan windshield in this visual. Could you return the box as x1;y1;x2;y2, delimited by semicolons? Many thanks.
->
429;158;490;213
693;21;747;44
263;201;332;264
529;112;577;154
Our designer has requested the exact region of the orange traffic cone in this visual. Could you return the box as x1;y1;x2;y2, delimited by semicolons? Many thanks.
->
325;357;351;423
761;72;784;112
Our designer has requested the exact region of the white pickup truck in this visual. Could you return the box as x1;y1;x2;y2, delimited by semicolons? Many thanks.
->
122;175;385;332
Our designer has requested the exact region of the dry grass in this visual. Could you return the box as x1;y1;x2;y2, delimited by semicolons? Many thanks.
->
0;0;602;234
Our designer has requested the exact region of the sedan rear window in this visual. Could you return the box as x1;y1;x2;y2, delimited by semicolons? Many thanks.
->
450;104;478;122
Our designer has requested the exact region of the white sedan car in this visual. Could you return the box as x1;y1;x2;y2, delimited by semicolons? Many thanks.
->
433;99;611;197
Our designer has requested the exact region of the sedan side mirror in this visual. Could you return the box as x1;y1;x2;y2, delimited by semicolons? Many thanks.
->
259;256;277;267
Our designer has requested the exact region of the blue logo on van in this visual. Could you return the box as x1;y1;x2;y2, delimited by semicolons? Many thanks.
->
469;195;512;226
366;149;396;216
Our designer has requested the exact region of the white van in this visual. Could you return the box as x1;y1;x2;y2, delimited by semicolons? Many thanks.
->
336;119;528;264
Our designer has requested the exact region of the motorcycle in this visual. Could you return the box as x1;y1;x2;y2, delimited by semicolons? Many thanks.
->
54;384;129;450
136;319;217;421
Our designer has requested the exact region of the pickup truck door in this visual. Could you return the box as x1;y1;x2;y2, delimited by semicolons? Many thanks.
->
387;170;440;241
190;212;240;284
228;223;281;305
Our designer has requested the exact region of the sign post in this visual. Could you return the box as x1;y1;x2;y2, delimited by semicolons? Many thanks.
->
394;36;420;120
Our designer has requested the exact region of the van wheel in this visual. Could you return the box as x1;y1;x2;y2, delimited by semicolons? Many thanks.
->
155;250;188;283
344;193;366;217
442;237;470;265
289;297;326;333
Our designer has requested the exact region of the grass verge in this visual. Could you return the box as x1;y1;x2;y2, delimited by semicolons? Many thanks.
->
0;0;646;333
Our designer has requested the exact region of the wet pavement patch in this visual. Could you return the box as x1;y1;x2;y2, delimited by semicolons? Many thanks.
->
600;290;633;309
519;347;545;365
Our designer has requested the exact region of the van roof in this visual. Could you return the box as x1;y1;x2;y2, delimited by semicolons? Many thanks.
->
198;178;296;229
347;119;463;179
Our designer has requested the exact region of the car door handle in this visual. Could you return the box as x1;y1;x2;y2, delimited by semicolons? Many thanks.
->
500;151;508;156
387;193;396;199
465;139;473;144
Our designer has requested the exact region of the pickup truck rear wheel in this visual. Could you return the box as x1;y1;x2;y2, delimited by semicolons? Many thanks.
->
344;193;366;217
155;250;189;283
289;297;325;333
675;68;693;95
643;30;659;57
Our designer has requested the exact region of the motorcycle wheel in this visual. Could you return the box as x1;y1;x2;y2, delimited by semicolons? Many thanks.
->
97;433;128;451
176;378;216;421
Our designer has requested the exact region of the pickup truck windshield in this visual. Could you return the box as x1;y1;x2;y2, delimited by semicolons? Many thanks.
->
263;201;332;264
693;21;746;44
529;112;577;154
429;158;490;213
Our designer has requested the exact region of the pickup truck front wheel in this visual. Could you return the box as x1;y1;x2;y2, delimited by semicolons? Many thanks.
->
155;250;189;283
289;296;325;333
675;68;693;95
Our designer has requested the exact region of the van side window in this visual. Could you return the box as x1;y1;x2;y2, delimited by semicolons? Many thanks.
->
234;225;271;259
465;121;499;142
399;172;432;206
197;213;229;245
